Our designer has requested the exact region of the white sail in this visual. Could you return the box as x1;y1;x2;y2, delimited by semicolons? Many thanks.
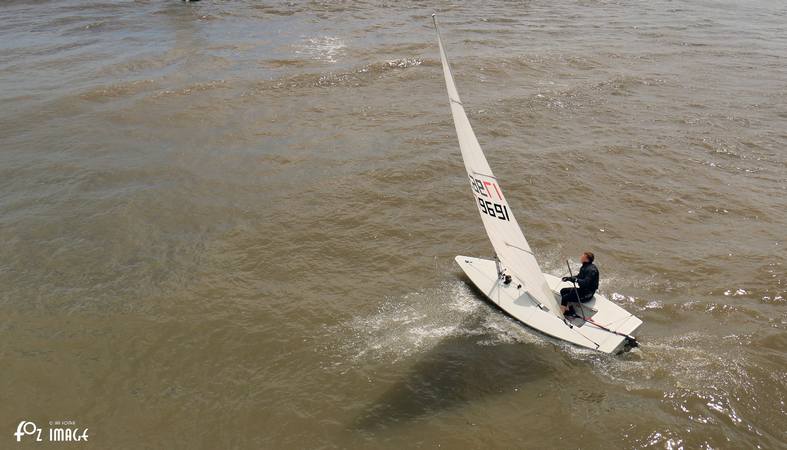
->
434;16;562;317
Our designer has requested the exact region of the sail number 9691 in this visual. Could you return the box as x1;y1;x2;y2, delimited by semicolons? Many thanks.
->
469;174;511;221
478;197;511;221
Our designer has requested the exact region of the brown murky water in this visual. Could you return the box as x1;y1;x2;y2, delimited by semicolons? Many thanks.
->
1;1;785;448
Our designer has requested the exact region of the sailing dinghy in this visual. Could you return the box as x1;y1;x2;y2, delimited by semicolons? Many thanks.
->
433;15;642;353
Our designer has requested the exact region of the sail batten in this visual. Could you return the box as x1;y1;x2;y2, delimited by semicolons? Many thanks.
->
434;16;562;318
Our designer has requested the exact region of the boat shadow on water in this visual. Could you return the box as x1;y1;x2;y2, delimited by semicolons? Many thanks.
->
350;281;556;431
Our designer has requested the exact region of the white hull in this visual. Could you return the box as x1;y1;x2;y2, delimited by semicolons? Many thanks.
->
456;256;642;354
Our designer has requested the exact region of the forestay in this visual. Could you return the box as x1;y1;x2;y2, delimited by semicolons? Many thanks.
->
433;16;562;317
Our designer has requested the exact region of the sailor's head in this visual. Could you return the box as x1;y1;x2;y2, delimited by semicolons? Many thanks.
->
580;251;594;264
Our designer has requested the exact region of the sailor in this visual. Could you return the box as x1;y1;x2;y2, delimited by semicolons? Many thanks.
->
560;251;599;316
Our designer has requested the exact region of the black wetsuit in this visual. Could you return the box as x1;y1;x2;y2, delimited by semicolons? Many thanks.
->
560;262;599;306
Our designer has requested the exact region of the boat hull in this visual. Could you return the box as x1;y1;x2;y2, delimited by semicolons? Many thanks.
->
455;256;642;354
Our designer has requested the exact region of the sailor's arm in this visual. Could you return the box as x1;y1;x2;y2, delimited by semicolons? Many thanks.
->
571;266;591;289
